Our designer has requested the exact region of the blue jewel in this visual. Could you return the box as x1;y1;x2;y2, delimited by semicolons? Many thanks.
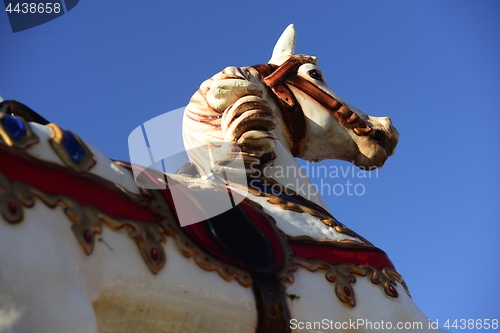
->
3;115;26;141
63;130;84;163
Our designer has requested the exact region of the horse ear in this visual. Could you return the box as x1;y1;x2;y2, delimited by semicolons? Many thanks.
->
269;24;296;65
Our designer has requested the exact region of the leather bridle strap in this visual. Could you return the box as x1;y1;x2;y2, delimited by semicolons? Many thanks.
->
284;75;371;133
251;60;306;156
251;58;371;151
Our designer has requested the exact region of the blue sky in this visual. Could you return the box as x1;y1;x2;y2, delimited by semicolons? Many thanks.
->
1;1;499;330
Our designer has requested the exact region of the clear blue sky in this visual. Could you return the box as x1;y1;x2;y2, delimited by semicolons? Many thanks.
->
1;1;499;330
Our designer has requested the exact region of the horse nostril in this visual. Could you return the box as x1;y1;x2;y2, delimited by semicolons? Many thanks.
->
370;127;398;156
367;116;398;139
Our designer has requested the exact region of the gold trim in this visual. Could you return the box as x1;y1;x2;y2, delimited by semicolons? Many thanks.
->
47;123;96;173
0;113;39;149
0;168;252;285
295;257;410;307
234;176;373;245
116;162;254;286
290;235;381;248
1;145;408;304
0;172;24;223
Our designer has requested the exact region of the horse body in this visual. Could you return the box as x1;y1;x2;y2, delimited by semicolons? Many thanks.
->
0;123;258;333
0;25;446;333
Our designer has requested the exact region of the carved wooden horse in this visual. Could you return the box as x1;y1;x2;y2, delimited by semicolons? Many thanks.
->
0;25;446;332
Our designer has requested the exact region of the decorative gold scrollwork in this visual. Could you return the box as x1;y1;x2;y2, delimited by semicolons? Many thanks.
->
0;113;39;149
0;168;252;284
240;177;373;245
47;123;96;173
294;257;410;307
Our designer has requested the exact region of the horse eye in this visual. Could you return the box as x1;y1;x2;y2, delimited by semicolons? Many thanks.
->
308;69;323;81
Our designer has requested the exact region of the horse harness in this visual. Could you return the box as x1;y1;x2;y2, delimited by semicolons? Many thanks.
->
250;56;372;156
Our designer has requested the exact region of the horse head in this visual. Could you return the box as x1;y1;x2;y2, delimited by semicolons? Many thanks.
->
183;24;399;178
269;24;399;168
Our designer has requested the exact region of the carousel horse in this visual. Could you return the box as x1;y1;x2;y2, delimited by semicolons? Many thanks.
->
0;25;446;333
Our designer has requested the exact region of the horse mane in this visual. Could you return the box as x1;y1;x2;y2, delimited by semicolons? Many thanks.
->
182;55;317;178
183;66;276;176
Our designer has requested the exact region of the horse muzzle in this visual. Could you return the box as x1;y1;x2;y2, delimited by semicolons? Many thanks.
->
353;116;399;169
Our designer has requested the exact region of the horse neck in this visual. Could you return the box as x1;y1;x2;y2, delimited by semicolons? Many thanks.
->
263;138;329;210
182;114;329;211
182;65;329;211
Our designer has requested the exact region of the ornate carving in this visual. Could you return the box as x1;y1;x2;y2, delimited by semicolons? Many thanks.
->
47;123;96;173
0;170;168;273
237;176;373;245
0;113;39;149
0;172;24;223
294;257;410;307
1;165;407;307
0;154;252;284
225;177;407;306
115;161;254;287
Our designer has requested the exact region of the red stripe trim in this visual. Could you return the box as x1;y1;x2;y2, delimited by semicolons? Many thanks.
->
289;238;395;270
157;178;285;270
0;147;158;222
2;147;394;271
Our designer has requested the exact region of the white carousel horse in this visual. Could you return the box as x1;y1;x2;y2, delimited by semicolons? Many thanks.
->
0;25;446;333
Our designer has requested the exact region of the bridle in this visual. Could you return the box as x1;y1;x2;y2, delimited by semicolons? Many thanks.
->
251;56;372;156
